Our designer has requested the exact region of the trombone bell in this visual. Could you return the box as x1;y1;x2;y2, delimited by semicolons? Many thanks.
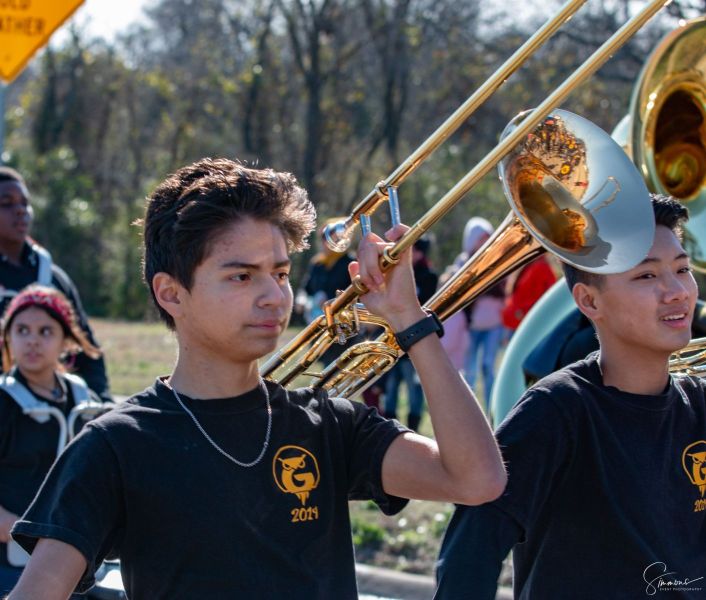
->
499;110;655;274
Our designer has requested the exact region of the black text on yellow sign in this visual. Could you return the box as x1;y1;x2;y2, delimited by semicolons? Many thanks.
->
0;0;84;83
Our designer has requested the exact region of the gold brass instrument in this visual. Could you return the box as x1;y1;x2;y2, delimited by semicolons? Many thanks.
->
613;16;706;271
262;0;671;393
312;110;655;399
323;0;590;252
670;337;706;376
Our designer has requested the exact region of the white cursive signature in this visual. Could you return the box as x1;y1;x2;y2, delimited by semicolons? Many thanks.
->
643;562;704;596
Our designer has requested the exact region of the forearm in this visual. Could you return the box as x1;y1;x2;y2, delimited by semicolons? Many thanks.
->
8;538;86;600
353;226;504;502
407;332;506;504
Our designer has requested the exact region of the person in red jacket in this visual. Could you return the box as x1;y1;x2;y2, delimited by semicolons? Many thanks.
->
501;255;557;333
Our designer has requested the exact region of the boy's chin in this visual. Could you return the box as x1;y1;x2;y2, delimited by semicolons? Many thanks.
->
242;339;280;361
658;336;694;360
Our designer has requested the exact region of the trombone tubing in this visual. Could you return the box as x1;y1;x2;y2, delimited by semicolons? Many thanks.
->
263;0;671;383
337;0;588;234
329;0;671;314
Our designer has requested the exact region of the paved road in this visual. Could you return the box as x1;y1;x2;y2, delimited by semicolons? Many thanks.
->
357;563;513;600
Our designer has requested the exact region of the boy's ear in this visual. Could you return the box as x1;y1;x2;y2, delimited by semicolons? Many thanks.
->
152;272;185;321
572;282;599;320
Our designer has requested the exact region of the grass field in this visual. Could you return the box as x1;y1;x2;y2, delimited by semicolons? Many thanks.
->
90;318;483;577
92;319;178;395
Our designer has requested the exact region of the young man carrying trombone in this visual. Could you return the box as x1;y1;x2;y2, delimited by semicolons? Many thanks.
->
7;158;505;600
435;194;706;599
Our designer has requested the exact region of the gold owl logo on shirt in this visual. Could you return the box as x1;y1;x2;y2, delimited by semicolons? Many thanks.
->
273;445;320;506
682;440;706;499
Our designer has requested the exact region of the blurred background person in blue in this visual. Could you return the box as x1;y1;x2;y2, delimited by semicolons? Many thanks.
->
460;218;506;411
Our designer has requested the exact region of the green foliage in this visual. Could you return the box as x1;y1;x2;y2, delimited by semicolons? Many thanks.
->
349;499;454;575
351;517;386;549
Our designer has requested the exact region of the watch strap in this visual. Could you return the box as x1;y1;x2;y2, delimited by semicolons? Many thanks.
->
394;310;444;353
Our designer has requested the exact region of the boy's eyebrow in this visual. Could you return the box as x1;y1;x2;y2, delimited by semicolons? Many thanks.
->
638;251;689;265
220;259;291;269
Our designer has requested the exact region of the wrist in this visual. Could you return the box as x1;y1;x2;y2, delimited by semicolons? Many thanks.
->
387;307;428;332
394;309;444;353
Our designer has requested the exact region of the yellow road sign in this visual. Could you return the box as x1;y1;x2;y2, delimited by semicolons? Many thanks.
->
0;0;85;83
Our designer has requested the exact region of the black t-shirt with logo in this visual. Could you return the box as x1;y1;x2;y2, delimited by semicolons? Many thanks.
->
12;379;408;599
436;352;706;599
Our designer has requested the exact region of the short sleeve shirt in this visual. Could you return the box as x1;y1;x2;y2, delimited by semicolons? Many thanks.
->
494;354;706;598
12;379;408;599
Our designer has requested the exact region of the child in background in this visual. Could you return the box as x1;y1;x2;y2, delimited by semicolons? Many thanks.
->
0;286;101;594
0;167;111;401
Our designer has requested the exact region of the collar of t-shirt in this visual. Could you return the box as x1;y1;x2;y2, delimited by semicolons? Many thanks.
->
154;376;273;415
585;354;678;412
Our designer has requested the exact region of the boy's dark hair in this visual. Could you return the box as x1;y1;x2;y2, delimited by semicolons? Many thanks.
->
142;157;317;329
563;193;689;292
0;167;29;200
413;235;432;255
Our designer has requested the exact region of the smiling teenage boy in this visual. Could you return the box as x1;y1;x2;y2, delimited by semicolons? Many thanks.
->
8;158;505;600
435;194;706;599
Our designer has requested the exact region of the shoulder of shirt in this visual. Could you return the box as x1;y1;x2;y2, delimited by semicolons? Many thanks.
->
505;354;600;424
280;383;358;414
670;372;706;404
80;385;163;429
48;262;75;289
282;384;321;403
275;383;338;409
0;387;19;413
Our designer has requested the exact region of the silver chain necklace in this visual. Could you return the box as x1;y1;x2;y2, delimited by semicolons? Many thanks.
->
166;379;272;468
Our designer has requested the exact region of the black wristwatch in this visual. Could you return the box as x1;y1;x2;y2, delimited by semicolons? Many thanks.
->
394;310;444;353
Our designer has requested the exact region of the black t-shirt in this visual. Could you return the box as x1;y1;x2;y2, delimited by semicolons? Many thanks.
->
437;353;706;599
13;379;408;599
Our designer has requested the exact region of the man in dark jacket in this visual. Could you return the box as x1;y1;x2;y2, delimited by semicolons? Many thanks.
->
0;167;110;401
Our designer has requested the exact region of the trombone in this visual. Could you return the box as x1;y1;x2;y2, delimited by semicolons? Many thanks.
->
262;0;672;393
670;337;706;376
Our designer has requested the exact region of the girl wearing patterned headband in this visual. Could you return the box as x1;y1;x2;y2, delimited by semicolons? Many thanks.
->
1;285;100;372
0;286;102;593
